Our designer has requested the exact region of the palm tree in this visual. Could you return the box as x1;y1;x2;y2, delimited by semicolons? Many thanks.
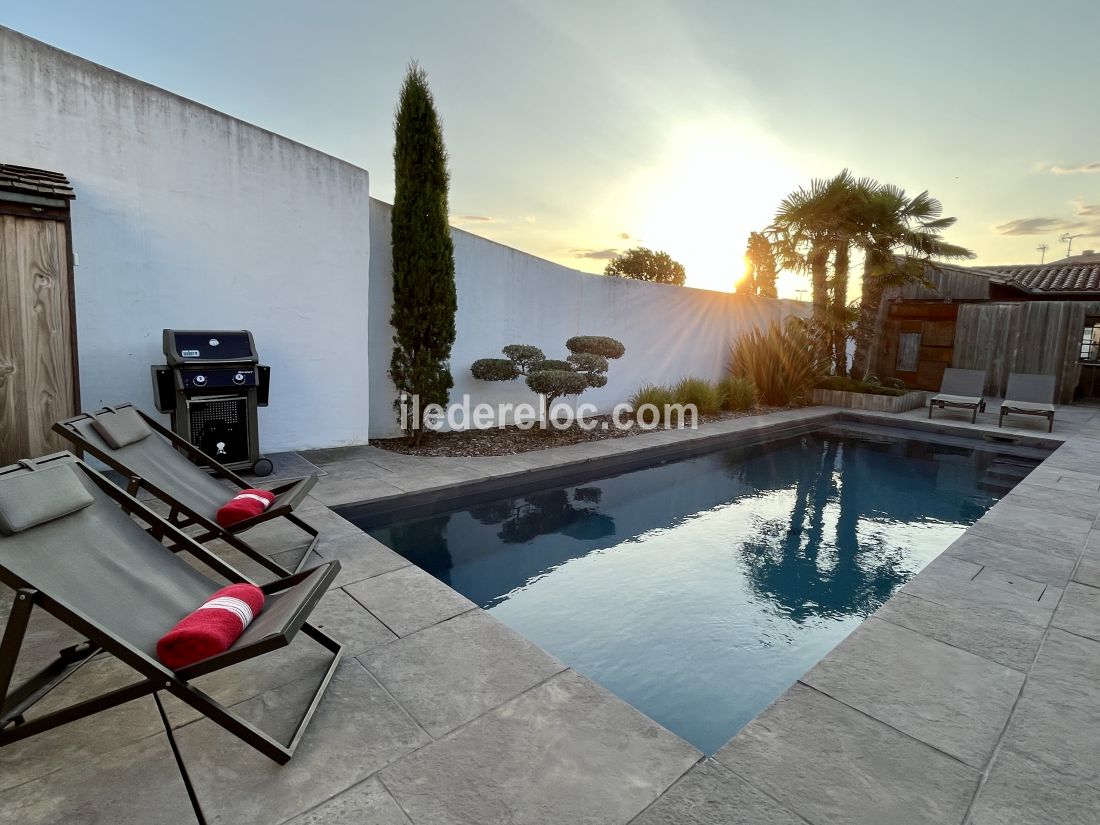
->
768;170;855;329
849;186;975;379
740;231;778;297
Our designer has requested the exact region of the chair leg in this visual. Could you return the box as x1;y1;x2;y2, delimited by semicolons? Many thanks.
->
1049;415;1054;433
154;692;208;825
999;410;1004;428
928;403;933;419
972;406;977;423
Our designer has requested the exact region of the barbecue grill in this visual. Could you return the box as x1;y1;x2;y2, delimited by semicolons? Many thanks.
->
151;329;273;475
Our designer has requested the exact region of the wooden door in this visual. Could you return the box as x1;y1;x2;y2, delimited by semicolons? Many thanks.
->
0;215;78;465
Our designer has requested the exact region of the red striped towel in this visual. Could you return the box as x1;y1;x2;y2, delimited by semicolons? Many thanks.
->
156;584;265;669
216;488;275;528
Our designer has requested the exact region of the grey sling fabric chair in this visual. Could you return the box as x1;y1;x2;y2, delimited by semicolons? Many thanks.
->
928;368;987;423
54;403;318;576
0;452;342;768
1000;373;1057;432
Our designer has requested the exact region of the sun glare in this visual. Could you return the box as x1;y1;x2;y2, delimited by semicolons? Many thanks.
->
621;121;807;297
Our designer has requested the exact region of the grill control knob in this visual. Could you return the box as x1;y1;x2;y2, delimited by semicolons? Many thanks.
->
233;372;246;385
193;374;207;386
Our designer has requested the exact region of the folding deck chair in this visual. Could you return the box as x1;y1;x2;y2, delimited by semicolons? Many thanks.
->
928;368;987;423
0;452;342;770
54;404;318;576
1000;373;1057;432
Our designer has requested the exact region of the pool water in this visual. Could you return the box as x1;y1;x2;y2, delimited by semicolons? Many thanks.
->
359;428;1042;754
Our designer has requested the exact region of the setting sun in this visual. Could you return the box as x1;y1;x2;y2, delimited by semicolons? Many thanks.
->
621;120;805;295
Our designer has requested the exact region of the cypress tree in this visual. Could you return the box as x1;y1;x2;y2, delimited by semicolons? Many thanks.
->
389;63;457;445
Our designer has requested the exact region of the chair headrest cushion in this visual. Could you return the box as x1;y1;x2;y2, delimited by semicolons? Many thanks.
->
91;407;153;449
0;464;95;535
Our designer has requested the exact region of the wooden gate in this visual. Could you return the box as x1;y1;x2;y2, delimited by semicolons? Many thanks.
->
0;166;78;466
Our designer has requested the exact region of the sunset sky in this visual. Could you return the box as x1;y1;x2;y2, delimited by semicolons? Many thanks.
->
6;0;1099;296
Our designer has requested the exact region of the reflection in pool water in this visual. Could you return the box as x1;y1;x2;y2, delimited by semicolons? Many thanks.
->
362;429;1040;754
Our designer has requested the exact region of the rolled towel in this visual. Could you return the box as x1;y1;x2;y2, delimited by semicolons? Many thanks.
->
156;583;265;669
216;488;276;528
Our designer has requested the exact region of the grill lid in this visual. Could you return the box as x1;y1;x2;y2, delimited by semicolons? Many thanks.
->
162;329;258;366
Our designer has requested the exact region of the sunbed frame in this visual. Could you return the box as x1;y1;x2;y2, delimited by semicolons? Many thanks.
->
54;404;318;576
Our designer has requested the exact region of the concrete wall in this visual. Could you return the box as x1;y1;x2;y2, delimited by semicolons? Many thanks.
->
368;199;807;438
0;27;371;451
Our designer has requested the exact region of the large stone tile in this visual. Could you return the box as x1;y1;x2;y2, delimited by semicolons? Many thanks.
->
945;533;1078;586
360;610;564;737
344;565;475;637
313;532;411;587
1001;486;1100;521
0;656;164;791
1001;628;1100;786
968;749;1100;825
381;669;700;825
875;591;1045;672
304;587;396;655
629;759;803;825
175;659;429;824
0;728;195;825
802;618;1023;767
716;683;980;825
900;555;1056;624
966;501;1090;556
311;474;406;508
1052;581;1100;642
282;777;412;825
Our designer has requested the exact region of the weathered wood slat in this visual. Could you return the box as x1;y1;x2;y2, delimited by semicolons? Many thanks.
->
952;301;1100;403
0;215;75;464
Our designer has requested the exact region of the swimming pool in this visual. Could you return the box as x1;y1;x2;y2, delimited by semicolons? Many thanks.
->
351;426;1045;754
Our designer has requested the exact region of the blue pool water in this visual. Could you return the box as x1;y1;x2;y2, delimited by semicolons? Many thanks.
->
358;428;1042;754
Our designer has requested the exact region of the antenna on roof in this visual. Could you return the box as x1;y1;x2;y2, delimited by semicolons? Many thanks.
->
1037;243;1048;264
1060;232;1085;258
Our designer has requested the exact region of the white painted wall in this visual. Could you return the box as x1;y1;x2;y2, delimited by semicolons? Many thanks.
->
0;28;371;451
368;199;808;438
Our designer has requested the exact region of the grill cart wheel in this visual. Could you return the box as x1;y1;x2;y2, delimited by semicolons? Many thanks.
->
251;458;274;477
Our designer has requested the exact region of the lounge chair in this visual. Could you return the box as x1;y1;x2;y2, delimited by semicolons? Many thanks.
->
0;452;342;772
1000;373;1056;432
54;404;318;576
928;368;987;423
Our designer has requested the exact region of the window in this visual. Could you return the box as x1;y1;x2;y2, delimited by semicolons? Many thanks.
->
1081;318;1100;363
896;332;920;372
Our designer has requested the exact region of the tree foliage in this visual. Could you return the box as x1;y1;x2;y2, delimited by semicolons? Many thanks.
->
768;171;972;377
739;232;778;297
471;336;626;422
604;247;686;286
388;63;457;444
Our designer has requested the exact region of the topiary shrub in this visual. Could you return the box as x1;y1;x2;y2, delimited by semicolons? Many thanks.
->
815;376;906;397
718;376;756;411
567;336;626;360
672;377;722;416
472;335;626;424
470;358;519;382
882;377;906;390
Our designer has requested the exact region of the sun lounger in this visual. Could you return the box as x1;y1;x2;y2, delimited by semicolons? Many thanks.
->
54;404;318;576
0;452;342;770
1000;373;1056;432
928;368;987;423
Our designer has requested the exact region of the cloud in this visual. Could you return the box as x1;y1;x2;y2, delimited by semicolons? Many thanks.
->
521;215;536;223
993;217;1090;236
569;247;620;260
1050;162;1100;175
1073;201;1100;218
618;232;631;240
452;215;497;224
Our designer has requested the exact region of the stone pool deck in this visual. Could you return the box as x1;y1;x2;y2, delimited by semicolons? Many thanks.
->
3;402;1100;823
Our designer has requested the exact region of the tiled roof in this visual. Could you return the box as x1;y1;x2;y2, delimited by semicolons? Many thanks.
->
978;262;1100;294
0;164;74;201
